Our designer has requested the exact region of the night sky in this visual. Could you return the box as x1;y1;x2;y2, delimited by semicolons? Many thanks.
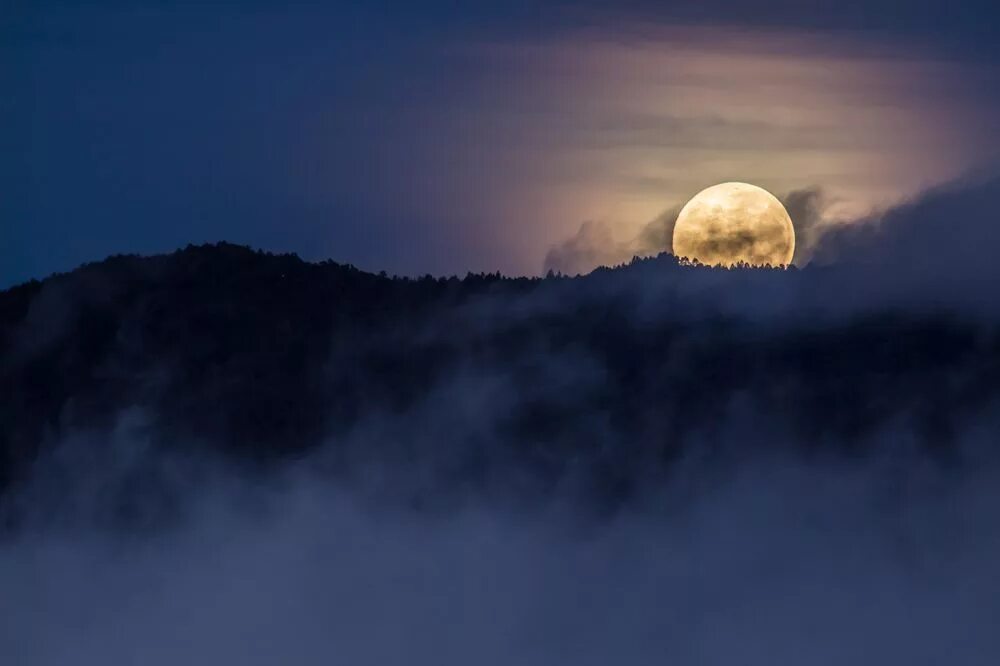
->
8;4;1000;664
5;1;999;286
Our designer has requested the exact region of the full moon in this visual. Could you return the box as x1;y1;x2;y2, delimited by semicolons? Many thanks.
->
672;182;795;267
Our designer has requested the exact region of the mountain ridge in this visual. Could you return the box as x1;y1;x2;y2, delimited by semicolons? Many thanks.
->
1;242;996;524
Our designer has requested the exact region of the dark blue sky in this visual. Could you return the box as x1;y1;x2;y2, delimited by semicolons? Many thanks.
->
4;0;1000;287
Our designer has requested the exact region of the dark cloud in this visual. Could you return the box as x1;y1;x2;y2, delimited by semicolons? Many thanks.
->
809;174;1000;311
567;0;1000;58
819;175;1000;270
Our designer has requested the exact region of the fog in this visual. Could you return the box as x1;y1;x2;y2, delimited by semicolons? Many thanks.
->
4;415;1000;665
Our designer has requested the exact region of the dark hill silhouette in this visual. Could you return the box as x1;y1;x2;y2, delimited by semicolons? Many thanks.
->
1;243;998;522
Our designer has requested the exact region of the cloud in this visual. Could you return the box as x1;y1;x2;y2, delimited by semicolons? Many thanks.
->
784;187;830;264
818;175;1000;269
542;206;680;275
807;174;1000;311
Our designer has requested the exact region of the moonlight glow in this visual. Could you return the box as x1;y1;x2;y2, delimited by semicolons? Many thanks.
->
672;182;795;267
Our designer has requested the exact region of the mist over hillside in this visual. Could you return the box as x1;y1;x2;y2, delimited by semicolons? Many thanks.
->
2;221;1000;522
4;178;1000;665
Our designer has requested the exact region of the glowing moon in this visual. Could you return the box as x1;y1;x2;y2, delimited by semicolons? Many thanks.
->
672;182;795;267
